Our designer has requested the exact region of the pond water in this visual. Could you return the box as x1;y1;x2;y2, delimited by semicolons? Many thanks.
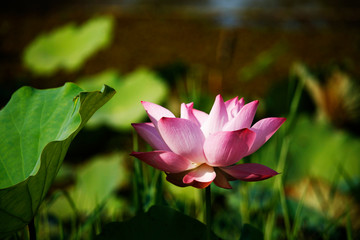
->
0;0;360;105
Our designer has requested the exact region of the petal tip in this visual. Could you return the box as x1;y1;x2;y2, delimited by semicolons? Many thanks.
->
140;101;149;109
131;123;139;127
140;101;152;108
215;94;224;101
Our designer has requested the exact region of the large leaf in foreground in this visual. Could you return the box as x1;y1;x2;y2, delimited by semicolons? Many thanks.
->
0;83;115;236
96;205;219;240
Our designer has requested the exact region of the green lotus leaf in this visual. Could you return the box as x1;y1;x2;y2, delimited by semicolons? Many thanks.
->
95;205;219;240
76;68;169;130
0;83;115;237
23;16;114;75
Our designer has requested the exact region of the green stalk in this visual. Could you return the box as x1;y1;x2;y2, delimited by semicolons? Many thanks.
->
205;185;212;240
286;71;305;133
62;190;79;239
28;218;36;240
346;207;353;240
275;72;305;239
291;182;307;239
240;183;250;224
132;129;144;213
275;137;291;240
264;211;275;240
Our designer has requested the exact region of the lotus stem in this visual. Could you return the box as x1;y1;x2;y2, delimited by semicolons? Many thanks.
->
205;185;212;240
28;218;36;240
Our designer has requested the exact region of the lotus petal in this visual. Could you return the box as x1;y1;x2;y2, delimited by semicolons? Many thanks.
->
158;117;206;164
132;122;170;151
141;101;175;128
222;100;259;131
183;164;216;187
180;103;200;126
204;129;256;167
192;109;208;126
221;163;279;181
248;117;286;155
213;168;232;189
201;95;228;137
131;151;195;173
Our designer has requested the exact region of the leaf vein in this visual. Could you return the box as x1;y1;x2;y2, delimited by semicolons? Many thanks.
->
26;183;34;216
9;104;26;179
0;208;27;224
0;156;14;185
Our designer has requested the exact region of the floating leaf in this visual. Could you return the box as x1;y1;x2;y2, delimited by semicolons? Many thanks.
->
23;16;113;75
0;83;115;237
95;205;219;240
77;68;169;130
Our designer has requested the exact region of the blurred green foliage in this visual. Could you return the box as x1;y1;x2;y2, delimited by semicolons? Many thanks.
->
287;115;360;186
238;44;286;82
48;152;127;219
76;69;169;130
23;16;114;75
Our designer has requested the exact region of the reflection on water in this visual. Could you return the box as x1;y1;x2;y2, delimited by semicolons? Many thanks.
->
208;0;246;28
104;0;360;29
2;0;360;30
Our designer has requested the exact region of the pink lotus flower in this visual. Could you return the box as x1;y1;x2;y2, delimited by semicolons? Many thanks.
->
131;95;286;189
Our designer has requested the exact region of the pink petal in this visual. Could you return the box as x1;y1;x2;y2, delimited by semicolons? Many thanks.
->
166;167;215;189
167;170;214;188
130;151;196;173
141;101;175;128
213;168;232;189
191;181;213;189
201;95;229;137
238;97;245;108
248;117;286;155
221;163;279;181
227;97;245;120
192;109;208;126
157;117;206;164
183;164;216;185
180;102;200;126
225;96;239;119
225;96;238;108
166;172;189;187
203;129;256;167
222;100;259;131
132;123;170;151
225;97;244;116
